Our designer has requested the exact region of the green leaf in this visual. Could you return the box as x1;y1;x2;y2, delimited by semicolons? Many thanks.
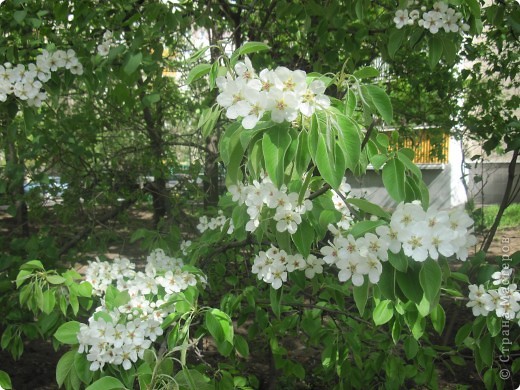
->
74;352;93;385
388;251;408;272
46;275;66;285
123;52;142;75
0;370;11;389
1;327;13;350
485;315;501;337
188;46;210;63
373;299;394;325
237;41;270;55
388;28;406;59
20;260;45;271
397;150;422;179
428;36;443;70
382;158;406;202
33;282;44;311
42;289;56;314
23;106;39;131
205;310;223;342
353;283;369;316
396;268;422;304
291;220;314;257
378;262;396;300
85;376;127;390
220;123;244;182
370;154;387;170
76;282;92;298
294;130;311;177
310;111;345;188
16;269;32;288
346;198;390;219
392;320;401;344
107;44;126;61
334;114;361;172
431;304;446;335
344;89;357;117
173;368;213;390
262;125;292;187
349;220;386;238
199;106;221;139
234;334;250;357
205;309;234;356
56;350;76;387
411;316;426;340
69;290;79;315
464;0;481;18
186;63;212;85
455;323;472;346
142;93;161;107
13;10;27;23
376;133;389;148
208;61;220;90
54;321;80;345
419;259;442;303
450;355;466;366
478;334;493;367
363;85;393;124
353;66;379;79
270;285;283;319
442;39;457;65
418;179;430;209
137;362;153;389
404;337;419;360
104;285;130;310
226;141;245;186
416;294;431;317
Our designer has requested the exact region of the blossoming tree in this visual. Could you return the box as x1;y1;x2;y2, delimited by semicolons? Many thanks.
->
1;1;519;389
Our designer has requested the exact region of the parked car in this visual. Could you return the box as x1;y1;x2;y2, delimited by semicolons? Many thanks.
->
24;176;68;204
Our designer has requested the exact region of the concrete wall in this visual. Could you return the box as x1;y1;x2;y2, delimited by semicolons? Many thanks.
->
344;160;520;209
345;138;470;210
346;164;460;210
467;162;520;205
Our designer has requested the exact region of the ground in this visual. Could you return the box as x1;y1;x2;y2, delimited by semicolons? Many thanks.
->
0;207;519;390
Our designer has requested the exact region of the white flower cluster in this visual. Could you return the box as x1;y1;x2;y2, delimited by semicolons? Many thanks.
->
180;239;192;255
389;201;476;262
320;225;391;286
216;57;331;129
85;256;136;296
85;249;204;299
394;1;470;34
318;195;476;286
0;49;82;107
467;280;520;323
97;30;121;57
251;245;324;289
228;175;312;234
196;210;234;234
331;178;354;230
79;249;206;371
78;307;165;371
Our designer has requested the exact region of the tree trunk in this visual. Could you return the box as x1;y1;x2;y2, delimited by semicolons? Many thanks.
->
143;102;171;228
480;148;519;253
203;25;225;209
203;133;220;208
2;111;29;237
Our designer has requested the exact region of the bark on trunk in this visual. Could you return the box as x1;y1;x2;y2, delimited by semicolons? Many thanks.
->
143;101;171;228
203;133;220;208
480;148;519;253
3;119;29;237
